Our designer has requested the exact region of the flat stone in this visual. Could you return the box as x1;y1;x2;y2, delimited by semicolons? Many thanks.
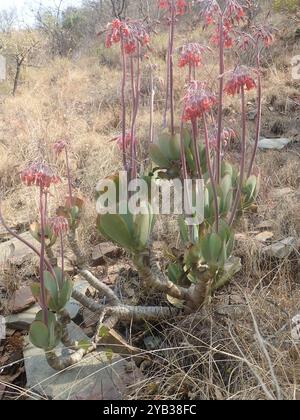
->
263;237;299;259
66;277;89;319
6;304;40;330
24;322;143;400
0;232;39;267
7;286;36;314
258;137;292;150
91;242;121;266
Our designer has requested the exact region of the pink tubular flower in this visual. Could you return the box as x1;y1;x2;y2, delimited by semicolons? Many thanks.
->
252;25;275;47
49;216;69;236
158;0;188;15
224;0;245;23
183;81;217;121
21;162;60;189
224;66;256;96
53;139;69;156
178;43;211;68
105;19;150;55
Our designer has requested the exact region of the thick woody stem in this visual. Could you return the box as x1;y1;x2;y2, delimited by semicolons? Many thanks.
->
67;228;120;305
133;253;190;302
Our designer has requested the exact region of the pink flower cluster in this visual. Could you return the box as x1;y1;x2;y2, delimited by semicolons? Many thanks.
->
183;81;217;121
158;0;188;15
49;216;69;236
224;66;256;96
106;19;150;55
21;162;60;189
53;139;69;156
178;43;210;68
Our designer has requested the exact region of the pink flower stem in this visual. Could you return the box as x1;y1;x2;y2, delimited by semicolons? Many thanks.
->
0;203;55;276
191;117;202;179
65;148;73;203
39;187;48;325
229;86;246;226
163;23;171;129
203;114;219;232
216;15;225;184
120;35;128;171
188;63;192;83
60;233;65;286
130;43;141;180
247;48;262;178
180;112;188;181
130;56;136;111
169;1;175;136
149;65;154;144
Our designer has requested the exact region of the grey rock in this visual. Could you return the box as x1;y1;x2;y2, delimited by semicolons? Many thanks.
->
0;232;40;266
263;237;299;259
24;322;142;400
258;137;292;150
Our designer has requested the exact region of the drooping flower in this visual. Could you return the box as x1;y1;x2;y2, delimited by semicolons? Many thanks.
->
49;216;69;236
252;25;275;47
211;24;235;48
178;43;211;68
224;0;245;23
21;162;60;189
183;81;217;121
53;139;69;156
105;19;150;55
224;66;256;96
158;0;188;15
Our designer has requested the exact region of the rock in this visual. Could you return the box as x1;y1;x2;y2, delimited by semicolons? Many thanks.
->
0;232;39;267
6;304;40;330
7;286;36;314
263;237;299;259
254;231;274;243
258;137;292;150
91;242;121;266
66;277;89;319
24;322;143;400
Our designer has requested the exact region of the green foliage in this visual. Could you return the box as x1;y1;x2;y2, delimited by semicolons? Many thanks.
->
31;268;73;313
29;311;62;351
97;201;155;254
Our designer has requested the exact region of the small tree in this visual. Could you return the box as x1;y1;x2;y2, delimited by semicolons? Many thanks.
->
0;30;39;95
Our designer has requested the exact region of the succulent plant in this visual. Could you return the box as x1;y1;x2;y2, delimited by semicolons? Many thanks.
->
29;311;62;351
31;268;73;313
97;201;155;254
